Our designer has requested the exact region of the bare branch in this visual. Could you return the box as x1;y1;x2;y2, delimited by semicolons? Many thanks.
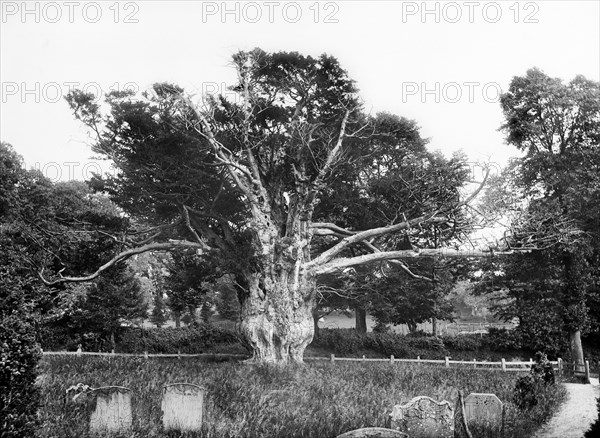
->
309;167;491;269
360;241;433;282
312;110;350;191
308;215;448;268
310;222;354;237
314;247;531;275
182;205;204;244
38;240;208;286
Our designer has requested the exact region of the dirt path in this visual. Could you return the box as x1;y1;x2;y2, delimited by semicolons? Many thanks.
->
534;377;599;438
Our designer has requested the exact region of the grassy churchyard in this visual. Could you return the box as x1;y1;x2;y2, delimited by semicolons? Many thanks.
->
36;355;567;438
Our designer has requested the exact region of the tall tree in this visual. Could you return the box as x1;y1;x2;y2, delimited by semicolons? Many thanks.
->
45;49;497;364
0;143;131;433
499;68;600;368
51;265;148;350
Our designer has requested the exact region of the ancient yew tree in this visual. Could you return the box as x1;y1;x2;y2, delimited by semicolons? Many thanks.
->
46;49;487;363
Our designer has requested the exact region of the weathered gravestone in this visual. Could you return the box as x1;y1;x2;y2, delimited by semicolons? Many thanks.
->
336;427;409;437
464;393;503;434
389;396;454;438
89;386;132;433
161;383;205;431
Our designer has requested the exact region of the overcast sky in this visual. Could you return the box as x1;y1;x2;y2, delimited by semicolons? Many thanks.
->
1;0;599;182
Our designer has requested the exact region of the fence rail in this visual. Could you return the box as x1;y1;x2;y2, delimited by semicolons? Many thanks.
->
43;349;591;378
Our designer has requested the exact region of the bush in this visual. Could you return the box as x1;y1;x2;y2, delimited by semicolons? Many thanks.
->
513;374;541;410
312;329;448;358
0;315;41;438
40;324;242;354
531;351;555;384
513;351;556;410
118;325;241;354
314;329;365;355
442;334;484;351
486;327;523;351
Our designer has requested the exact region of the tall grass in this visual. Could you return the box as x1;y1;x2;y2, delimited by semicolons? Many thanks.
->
36;356;566;438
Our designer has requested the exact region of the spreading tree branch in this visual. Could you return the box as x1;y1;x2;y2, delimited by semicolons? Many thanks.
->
38;240;208;286
314;247;529;275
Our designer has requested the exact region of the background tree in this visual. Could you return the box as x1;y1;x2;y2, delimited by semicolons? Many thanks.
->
50;265;148;350
0;143;132;434
368;258;458;334
214;276;242;322
150;289;168;328
164;252;219;326
50;49;492;364
496;68;600;367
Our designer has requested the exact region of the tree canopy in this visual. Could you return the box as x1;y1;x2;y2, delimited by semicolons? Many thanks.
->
41;49;492;363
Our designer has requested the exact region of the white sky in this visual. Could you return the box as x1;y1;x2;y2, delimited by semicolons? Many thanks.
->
1;0;599;182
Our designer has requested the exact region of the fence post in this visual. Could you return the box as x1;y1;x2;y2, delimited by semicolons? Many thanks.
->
177;349;181;360
330;353;335;363
111;349;115;356
77;345;82;357
445;357;450;368
417;356;421;365
529;358;533;368
390;355;395;364
362;355;366;362
144;351;149;360
585;360;590;382
473;358;476;369
558;358;563;376
501;358;506;372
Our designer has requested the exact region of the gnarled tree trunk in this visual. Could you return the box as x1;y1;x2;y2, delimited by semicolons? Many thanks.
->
238;270;315;364
237;212;317;364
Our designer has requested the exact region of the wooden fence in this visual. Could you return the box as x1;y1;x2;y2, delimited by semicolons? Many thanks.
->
42;348;590;379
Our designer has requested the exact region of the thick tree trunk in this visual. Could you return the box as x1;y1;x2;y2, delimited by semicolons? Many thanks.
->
570;329;585;372
235;190;317;364
432;317;438;336
238;269;316;364
355;306;367;334
173;312;181;328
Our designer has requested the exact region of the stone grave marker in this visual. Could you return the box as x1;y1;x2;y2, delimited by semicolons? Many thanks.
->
389;396;454;438
464;393;503;433
89;386;132;433
336;427;409;437
161;383;205;431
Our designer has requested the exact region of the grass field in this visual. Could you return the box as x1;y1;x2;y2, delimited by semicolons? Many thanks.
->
36;356;566;438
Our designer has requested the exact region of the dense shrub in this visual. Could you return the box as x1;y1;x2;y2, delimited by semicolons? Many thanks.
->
0;315;41;438
313;329;448;358
442;334;484;351
41;324;242;354
314;329;365;355
485;327;523;351
118;325;241;354
531;351;555;384
513;351;556;410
